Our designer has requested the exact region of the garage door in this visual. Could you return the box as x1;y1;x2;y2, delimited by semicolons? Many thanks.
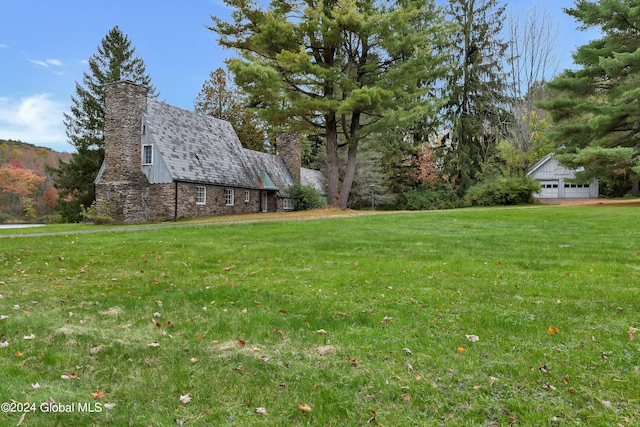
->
563;183;591;198
536;180;559;198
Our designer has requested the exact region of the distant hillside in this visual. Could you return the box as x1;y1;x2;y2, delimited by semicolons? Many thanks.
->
0;139;72;221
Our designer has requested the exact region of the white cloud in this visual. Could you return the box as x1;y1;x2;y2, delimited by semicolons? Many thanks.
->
27;58;64;68
0;44;8;49
0;94;72;152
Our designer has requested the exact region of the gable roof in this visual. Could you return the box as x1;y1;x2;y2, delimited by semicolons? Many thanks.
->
143;99;294;196
526;153;555;177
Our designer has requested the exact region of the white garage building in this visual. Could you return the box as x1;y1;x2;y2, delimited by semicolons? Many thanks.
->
527;153;599;199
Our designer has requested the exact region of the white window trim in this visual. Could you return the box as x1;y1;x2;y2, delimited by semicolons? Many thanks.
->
142;144;153;165
225;189;235;206
283;198;294;210
196;186;206;205
244;190;250;203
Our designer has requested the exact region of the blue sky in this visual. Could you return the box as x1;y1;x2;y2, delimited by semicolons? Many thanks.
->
1;0;599;153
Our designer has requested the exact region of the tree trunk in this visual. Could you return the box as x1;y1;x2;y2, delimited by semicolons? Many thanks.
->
325;113;340;207
632;179;639;197
339;142;359;209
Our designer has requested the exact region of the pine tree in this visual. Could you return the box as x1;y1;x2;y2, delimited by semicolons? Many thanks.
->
440;0;510;195
53;26;157;222
210;0;449;208
541;0;640;196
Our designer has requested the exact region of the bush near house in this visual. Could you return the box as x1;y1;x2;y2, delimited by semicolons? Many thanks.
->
465;176;540;206
288;182;326;211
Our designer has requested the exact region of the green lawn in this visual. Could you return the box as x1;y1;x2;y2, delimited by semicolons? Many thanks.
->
0;205;639;426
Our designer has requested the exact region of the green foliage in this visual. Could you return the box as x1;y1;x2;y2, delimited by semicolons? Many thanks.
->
54;26;156;222
288;182;326;211
0;212;14;223
80;202;116;225
210;0;450;208
464;176;539;206
400;186;462;210
541;0;640;193
440;0;510;195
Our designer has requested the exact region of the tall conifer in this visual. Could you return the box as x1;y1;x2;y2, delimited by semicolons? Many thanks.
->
54;26;156;222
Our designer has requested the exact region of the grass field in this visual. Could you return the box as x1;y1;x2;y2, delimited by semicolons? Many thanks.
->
0;204;639;426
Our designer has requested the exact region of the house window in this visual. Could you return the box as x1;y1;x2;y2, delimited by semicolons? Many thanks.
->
225;189;234;206
196;186;206;205
142;145;153;165
283;198;294;210
244;190;250;203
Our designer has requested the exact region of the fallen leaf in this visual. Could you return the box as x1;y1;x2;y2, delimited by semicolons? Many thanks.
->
402;393;410;402
233;365;245;371
456;347;466;353
153;312;161;318
279;309;288;314
32;383;41;389
0;315;9;321
298;402;312;413
15;351;23;357
91;390;105;400
104;402;116;409
382;316;395;324
316;329;327;335
255;407;267;415
0;338;9;348
346;358;357;366
402;347;413;355
237;339;246;346
167;321;174;328
196;334;203;340
148;342;160;347
465;334;480;342
23;334;35;340
547;325;559;335
179;393;191;404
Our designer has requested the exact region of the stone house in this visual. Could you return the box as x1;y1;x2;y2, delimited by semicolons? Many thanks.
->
94;80;324;223
527;153;598;199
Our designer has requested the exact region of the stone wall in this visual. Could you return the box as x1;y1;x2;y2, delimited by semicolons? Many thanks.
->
174;183;271;219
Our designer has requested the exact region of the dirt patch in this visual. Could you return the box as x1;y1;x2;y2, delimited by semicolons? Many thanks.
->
537;198;640;206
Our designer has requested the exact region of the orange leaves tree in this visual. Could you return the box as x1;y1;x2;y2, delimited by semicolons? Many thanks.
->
0;164;45;218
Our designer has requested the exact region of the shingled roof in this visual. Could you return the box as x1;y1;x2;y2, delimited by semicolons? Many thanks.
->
143;99;297;196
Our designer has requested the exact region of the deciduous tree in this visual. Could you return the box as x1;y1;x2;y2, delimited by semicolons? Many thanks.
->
195;68;267;152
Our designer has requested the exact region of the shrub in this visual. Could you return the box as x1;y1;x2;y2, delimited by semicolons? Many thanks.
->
289;182;326;211
400;187;462;210
80;202;116;225
0;212;15;224
465;176;540;206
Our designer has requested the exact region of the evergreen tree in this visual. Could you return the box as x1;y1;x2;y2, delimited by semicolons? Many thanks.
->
210;0;449;208
541;0;640;196
53;26;157;222
440;0;510;195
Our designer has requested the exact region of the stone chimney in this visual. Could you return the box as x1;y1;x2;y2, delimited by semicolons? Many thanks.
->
276;132;301;182
102;80;148;182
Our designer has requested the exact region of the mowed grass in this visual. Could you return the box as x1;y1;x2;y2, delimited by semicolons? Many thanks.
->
0;205;639;426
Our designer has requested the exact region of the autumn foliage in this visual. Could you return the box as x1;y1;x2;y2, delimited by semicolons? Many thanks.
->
0;140;69;221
